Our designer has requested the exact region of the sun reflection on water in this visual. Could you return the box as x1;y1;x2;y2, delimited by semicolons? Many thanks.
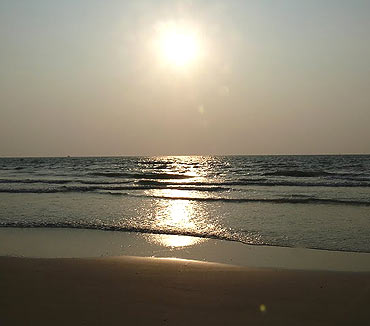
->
157;199;195;228
145;190;208;248
147;234;204;248
142;157;224;248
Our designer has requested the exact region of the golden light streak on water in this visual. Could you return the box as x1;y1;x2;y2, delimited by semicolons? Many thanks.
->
146;189;208;248
147;234;204;248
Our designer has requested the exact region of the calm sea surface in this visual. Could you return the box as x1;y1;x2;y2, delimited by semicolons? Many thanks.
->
1;155;370;252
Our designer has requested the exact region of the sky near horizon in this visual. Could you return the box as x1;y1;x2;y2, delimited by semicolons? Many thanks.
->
1;0;370;157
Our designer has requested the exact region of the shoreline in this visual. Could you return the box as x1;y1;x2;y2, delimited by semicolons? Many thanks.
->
1;255;370;325
2;227;370;271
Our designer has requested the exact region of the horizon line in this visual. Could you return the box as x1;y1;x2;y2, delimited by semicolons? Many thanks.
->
1;152;369;158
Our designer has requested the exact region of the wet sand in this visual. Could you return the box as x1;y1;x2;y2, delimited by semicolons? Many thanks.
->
1;255;370;326
2;227;370;272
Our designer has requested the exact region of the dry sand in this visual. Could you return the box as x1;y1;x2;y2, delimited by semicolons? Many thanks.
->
1;255;370;326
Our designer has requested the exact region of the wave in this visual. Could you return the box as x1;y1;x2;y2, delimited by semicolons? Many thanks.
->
137;160;173;166
1;177;369;189
0;179;71;184
104;192;370;206
138;179;370;188
89;172;193;179
0;184;229;194
0;221;240;244
136;180;167;186
264;170;334;177
3;185;370;205
229;180;370;187
0;178;131;185
264;170;370;182
1;221;369;253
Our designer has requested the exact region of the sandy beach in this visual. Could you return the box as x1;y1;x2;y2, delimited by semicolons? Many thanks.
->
1;255;370;326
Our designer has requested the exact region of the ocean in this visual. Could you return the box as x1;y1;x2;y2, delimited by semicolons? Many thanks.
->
1;155;370;252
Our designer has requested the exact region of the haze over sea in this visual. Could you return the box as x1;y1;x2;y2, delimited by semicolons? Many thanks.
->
1;155;369;253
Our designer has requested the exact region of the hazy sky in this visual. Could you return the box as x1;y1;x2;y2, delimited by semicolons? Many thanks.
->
1;0;369;156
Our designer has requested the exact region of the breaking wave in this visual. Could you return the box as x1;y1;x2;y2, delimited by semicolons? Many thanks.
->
0;221;243;244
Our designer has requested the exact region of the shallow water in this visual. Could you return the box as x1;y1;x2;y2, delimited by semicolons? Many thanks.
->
1;155;370;252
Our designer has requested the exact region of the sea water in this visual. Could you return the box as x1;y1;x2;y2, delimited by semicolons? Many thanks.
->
0;155;369;252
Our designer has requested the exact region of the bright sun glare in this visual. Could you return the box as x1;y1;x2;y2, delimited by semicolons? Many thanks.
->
156;22;200;68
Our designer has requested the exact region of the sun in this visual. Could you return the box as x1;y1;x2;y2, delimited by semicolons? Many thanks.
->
160;29;198;67
155;22;201;68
